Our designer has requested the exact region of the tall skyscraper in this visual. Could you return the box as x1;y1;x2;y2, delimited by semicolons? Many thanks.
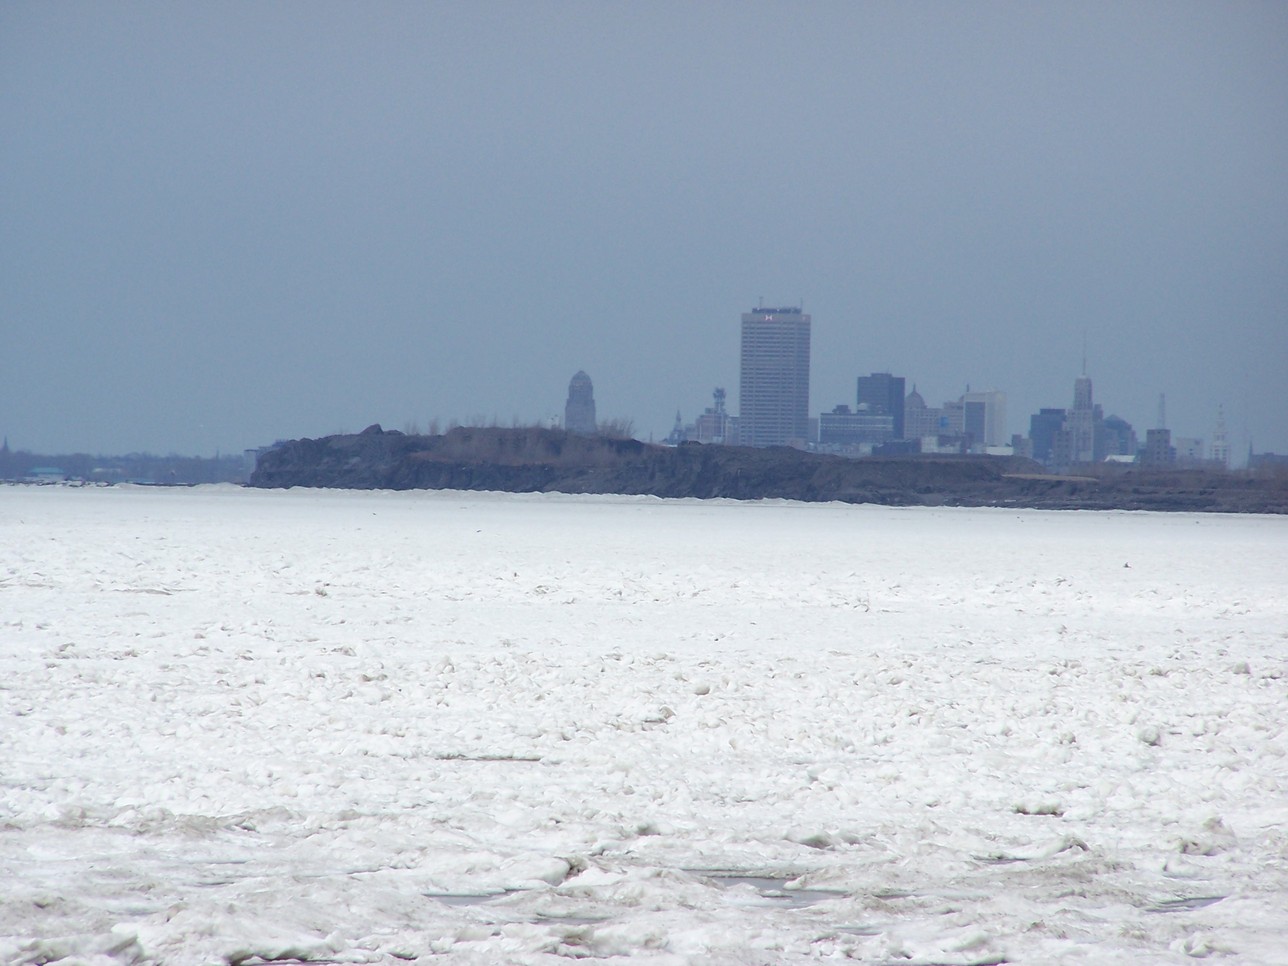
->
856;372;906;439
739;307;811;447
564;371;596;434
1066;374;1095;464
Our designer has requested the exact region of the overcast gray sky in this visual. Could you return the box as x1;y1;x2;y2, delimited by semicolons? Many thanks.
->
3;1;1285;458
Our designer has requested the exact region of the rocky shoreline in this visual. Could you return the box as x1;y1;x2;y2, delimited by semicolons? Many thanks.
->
248;425;1288;514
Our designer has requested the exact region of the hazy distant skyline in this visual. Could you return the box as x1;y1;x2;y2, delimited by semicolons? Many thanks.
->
3;2;1286;457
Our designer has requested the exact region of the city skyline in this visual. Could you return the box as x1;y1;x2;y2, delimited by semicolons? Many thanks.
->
0;319;1265;464
3;4;1284;458
675;308;1252;463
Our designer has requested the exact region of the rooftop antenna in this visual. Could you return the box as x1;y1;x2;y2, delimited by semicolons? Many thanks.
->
1081;332;1087;376
1157;393;1167;430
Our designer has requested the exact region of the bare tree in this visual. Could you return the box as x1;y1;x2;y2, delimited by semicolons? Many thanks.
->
597;417;635;439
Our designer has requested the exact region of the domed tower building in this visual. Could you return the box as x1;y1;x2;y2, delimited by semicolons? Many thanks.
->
564;371;597;435
904;385;936;440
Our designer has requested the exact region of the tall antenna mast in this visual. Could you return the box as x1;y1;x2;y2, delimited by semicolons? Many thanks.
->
1157;393;1167;430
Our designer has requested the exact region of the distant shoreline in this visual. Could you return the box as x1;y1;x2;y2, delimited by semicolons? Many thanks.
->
247;425;1288;515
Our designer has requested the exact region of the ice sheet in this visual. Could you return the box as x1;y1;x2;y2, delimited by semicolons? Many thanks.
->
2;484;1285;964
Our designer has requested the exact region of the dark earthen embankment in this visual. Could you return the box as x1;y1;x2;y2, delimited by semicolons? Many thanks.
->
248;425;1288;514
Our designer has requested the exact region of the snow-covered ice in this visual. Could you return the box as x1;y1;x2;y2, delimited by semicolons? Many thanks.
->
1;484;1285;964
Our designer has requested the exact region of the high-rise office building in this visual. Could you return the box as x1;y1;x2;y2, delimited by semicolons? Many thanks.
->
739;307;811;447
856;372;906;439
1073;374;1092;412
962;390;1007;448
1029;408;1067;465
1210;406;1230;468
1067;375;1095;464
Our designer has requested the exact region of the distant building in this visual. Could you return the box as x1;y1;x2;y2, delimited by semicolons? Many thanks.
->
739;307;811;447
940;398;965;437
1175;437;1205;465
1028;374;1113;468
693;387;730;444
1143;428;1175;466
818;404;894;447
564;371;597;435
1210;407;1230;468
1101;415;1137;460
856;373;906;439
904;386;945;440
665;410;686;445
962;390;1007;449
1066;374;1096;464
667;388;732;445
1029;408;1067;465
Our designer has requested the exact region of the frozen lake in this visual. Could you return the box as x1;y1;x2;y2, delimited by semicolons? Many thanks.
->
2;484;1286;964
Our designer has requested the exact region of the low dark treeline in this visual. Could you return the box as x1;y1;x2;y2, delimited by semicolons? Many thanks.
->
0;447;246;485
